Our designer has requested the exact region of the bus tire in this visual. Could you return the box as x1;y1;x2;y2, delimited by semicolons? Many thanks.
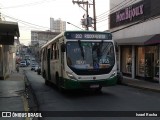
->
44;71;49;86
56;73;64;92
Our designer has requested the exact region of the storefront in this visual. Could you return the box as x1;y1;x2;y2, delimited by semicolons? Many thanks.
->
114;34;160;82
119;44;159;81
109;0;160;82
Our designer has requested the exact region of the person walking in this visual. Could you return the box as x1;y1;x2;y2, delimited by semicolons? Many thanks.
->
16;64;19;73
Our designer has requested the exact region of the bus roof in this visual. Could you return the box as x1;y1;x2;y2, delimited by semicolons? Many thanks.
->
41;32;64;49
41;30;112;49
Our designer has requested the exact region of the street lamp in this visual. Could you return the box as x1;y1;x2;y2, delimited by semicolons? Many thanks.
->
67;22;84;30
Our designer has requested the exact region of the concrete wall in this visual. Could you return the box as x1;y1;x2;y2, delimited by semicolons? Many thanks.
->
111;17;160;39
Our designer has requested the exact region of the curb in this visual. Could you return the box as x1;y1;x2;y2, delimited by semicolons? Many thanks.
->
122;82;160;93
24;70;40;120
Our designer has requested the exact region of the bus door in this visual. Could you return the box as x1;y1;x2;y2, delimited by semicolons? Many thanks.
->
60;43;65;77
47;48;51;80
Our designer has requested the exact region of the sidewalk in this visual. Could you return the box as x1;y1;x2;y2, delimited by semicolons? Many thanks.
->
122;77;160;93
0;69;26;113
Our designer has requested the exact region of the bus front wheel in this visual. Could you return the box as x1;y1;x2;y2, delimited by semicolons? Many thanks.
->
44;72;49;86
56;73;65;92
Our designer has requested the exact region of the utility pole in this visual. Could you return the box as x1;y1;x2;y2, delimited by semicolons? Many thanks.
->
86;1;89;30
72;0;96;31
93;0;96;31
67;22;84;30
72;0;89;30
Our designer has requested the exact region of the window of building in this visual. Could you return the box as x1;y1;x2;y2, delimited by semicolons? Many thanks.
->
136;46;158;81
154;46;159;79
136;47;145;77
121;46;132;75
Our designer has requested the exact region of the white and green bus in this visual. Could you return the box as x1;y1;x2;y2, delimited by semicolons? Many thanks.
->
41;31;117;91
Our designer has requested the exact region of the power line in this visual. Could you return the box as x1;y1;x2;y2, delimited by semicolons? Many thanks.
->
72;0;96;30
97;23;108;29
0;0;56;9
96;0;138;24
2;13;50;30
96;0;137;22
96;0;128;18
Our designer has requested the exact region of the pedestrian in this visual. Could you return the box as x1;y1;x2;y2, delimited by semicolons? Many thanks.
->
16;64;19;73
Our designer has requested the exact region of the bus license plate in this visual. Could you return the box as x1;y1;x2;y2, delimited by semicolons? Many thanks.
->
90;85;99;88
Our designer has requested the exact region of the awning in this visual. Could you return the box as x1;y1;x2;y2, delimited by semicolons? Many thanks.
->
0;21;20;45
115;34;160;45
145;34;160;45
0;21;19;36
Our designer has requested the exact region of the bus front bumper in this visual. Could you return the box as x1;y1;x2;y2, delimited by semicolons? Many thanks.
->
60;76;117;89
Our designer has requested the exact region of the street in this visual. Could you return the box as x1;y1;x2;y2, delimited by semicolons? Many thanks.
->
23;67;160;120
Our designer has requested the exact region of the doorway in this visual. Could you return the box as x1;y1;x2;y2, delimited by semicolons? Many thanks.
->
145;53;154;80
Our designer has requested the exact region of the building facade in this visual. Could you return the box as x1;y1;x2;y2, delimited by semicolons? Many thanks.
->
50;18;66;32
31;30;60;47
0;21;19;79
31;30;60;62
109;0;160;82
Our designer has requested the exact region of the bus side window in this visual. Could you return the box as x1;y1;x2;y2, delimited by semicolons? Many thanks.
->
54;43;58;60
54;44;57;59
51;44;54;60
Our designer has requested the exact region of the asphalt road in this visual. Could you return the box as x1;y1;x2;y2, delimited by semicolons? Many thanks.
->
25;68;160;120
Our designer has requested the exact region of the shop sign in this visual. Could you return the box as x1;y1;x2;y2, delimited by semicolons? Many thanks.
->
116;4;144;23
109;0;148;29
110;0;160;29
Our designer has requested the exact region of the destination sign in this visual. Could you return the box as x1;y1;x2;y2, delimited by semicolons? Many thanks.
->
65;32;112;40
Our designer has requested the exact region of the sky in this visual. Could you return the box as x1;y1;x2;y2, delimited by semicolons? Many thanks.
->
0;0;109;45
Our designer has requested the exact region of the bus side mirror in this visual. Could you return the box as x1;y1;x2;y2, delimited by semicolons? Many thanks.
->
61;44;66;52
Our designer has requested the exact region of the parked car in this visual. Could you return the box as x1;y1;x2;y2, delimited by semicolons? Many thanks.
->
20;60;27;67
31;63;37;70
26;59;30;66
34;65;40;72
37;66;41;75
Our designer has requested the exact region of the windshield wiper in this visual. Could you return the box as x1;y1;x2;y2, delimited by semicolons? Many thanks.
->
78;40;84;60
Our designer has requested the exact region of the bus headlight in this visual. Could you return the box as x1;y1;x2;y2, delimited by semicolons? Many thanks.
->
109;72;116;78
66;72;77;80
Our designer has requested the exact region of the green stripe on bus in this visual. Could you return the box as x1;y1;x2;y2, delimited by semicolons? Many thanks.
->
60;76;117;89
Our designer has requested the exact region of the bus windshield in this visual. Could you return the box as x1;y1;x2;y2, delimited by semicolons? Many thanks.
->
66;41;115;75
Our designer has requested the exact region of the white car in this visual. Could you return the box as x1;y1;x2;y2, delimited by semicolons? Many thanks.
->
34;65;39;72
31;63;36;70
20;60;27;67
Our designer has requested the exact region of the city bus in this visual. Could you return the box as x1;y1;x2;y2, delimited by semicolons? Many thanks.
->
41;31;117;91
